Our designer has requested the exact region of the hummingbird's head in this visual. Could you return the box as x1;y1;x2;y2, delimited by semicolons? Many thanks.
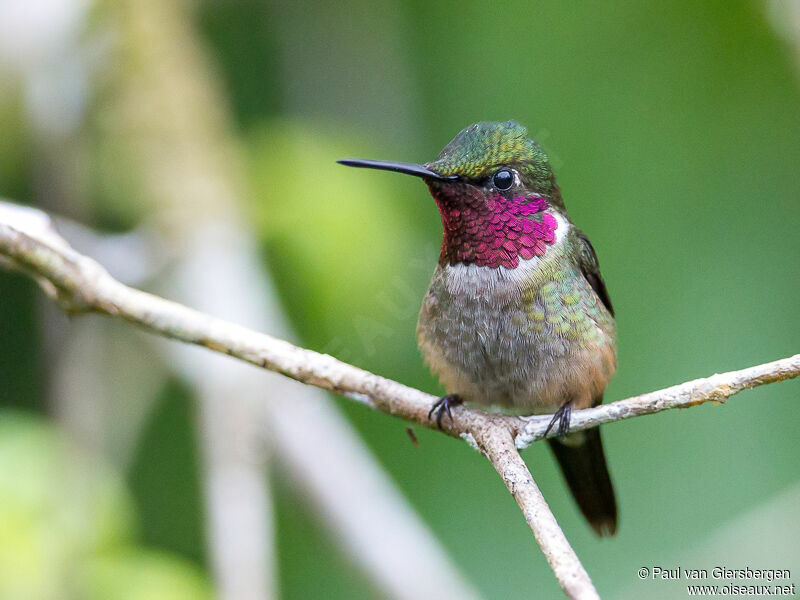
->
424;120;561;206
339;121;565;269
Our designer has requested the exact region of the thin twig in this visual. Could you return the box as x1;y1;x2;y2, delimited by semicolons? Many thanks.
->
1;205;798;599
514;355;800;448
474;426;600;599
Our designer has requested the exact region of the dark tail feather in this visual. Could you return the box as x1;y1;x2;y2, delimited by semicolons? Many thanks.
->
548;426;618;536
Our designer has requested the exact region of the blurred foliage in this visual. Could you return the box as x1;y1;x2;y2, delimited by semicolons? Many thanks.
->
0;92;31;201
0;274;42;414
80;551;212;600
0;411;211;600
127;379;206;566
1;0;799;598
248;120;431;368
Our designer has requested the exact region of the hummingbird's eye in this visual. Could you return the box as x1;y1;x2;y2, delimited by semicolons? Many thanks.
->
492;168;514;191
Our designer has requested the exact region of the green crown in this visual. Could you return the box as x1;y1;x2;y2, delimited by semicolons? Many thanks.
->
427;121;552;181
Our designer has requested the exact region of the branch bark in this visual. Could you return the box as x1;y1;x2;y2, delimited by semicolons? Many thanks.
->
476;426;599;599
2;203;798;600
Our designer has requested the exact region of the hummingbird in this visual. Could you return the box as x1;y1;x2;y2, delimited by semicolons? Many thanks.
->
338;121;617;536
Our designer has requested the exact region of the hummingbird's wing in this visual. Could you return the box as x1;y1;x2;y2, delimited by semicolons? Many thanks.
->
551;230;618;536
575;229;614;317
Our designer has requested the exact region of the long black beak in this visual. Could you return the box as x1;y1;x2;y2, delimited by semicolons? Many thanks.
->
337;158;456;181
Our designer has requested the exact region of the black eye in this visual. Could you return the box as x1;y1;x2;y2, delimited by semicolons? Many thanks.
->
492;168;513;191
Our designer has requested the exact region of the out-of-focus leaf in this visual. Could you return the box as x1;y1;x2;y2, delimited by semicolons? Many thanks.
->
249;119;435;379
0;411;135;600
80;550;213;600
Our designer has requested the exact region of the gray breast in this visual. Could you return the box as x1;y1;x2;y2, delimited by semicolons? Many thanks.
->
416;247;616;414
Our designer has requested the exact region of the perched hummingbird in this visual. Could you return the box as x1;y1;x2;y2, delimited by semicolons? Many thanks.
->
339;121;617;536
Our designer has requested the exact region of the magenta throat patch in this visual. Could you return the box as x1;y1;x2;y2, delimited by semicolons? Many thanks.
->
430;185;558;269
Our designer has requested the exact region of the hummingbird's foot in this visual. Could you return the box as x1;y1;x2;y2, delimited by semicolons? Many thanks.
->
428;394;463;429
544;401;572;438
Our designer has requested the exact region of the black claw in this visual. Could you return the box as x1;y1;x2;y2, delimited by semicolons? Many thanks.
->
428;394;463;429
561;404;572;436
545;401;572;438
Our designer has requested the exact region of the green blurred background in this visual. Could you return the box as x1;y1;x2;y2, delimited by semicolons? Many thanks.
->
0;0;798;598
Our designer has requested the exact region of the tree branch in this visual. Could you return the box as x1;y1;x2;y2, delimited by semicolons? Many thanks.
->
514;355;800;448
1;202;798;600
477;426;599;599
